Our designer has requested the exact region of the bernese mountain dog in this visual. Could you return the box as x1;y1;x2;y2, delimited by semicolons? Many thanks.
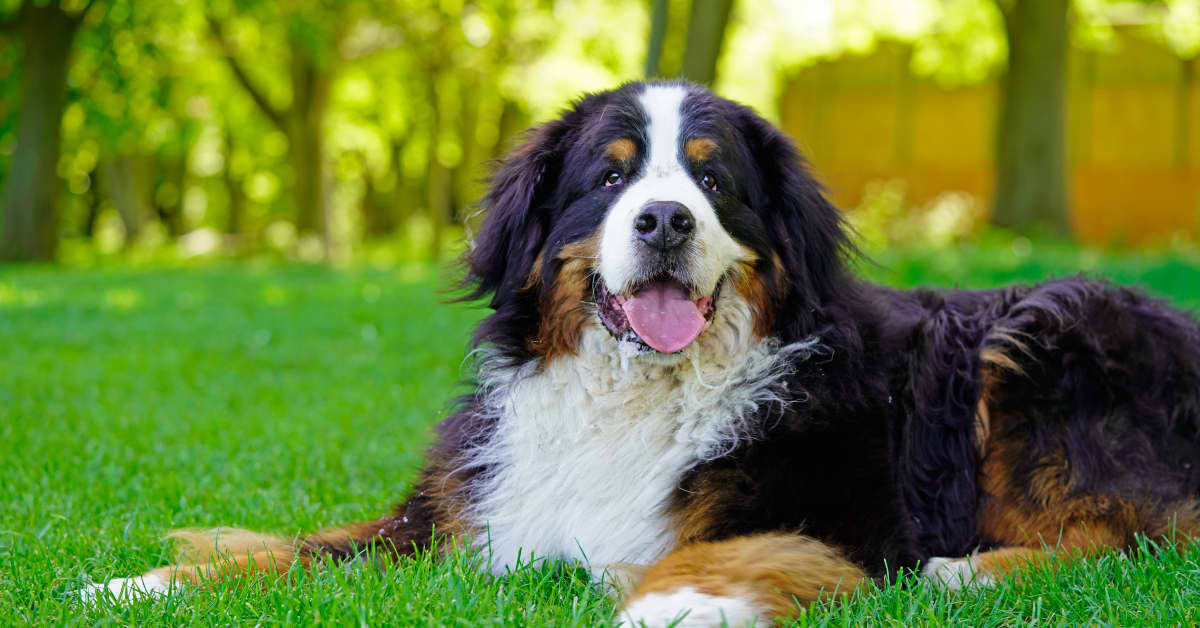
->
83;81;1200;627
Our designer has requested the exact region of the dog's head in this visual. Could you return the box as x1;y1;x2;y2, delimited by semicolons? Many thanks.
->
466;81;851;364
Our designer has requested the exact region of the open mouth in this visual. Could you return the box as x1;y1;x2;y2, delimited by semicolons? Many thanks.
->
595;277;719;354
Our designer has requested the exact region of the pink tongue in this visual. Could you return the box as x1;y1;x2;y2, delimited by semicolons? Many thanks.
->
619;281;705;353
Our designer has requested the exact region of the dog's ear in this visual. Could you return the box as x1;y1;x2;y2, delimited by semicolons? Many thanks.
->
465;118;571;306
729;105;854;316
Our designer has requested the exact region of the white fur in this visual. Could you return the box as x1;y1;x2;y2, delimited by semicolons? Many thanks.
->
597;85;747;297
622;587;767;628
922;555;997;590
460;292;819;575
77;573;172;603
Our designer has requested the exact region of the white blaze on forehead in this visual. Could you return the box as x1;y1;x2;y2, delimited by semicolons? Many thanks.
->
642;85;687;176
597;85;745;297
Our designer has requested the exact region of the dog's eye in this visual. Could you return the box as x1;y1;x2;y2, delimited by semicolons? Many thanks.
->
603;171;623;187
700;172;718;191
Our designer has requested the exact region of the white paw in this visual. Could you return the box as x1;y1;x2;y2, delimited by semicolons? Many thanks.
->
921;556;996;591
622;587;766;627
77;573;173;603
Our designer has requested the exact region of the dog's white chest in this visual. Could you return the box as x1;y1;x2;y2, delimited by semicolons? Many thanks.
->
474;390;694;573
462;316;810;575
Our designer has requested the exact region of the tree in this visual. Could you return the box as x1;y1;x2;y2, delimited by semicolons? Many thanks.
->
0;0;96;262
67;0;199;247
0;0;654;261
645;0;669;77
205;4;362;251
679;0;735;85
991;0;1071;236
644;0;735;85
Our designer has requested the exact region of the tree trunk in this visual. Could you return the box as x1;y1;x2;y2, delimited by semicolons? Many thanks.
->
679;0;734;85
99;155;151;244
427;154;451;262
452;78;484;226
154;159;186;237
223;138;246;236
645;0;669;78
0;5;82;261
992;0;1071;236
287;41;330;244
1175;57;1194;170
361;169;398;237
424;76;453;262
388;139;410;228
495;98;526;159
288;119;323;237
82;175;101;238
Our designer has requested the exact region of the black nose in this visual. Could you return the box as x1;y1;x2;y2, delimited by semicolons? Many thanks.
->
633;201;695;251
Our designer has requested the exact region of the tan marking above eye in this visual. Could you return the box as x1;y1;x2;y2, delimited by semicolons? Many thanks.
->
606;138;636;162
685;137;718;162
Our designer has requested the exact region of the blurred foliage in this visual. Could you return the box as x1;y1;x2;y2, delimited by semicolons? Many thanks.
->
0;0;1198;263
1;0;651;263
848;180;987;249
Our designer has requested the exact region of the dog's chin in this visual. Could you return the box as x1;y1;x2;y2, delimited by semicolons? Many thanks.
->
595;276;721;359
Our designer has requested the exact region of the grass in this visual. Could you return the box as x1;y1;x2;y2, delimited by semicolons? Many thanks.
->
3;240;1200;626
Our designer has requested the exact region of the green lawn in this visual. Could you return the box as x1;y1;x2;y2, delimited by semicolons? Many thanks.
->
3;242;1200;626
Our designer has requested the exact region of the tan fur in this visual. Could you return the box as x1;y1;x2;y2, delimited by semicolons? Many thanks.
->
981;327;1032;376
152;528;299;585
525;234;599;362
726;249;782;339
416;456;476;542
684;137;718;162
607;138;636;162
1144;498;1200;539
671;466;751;548
141;464;477;589
977;332;1025;458
973;366;999;457
303;520;390;552
972;546;1048;578
980;346;1023;376
925;546;1049;587
942;356;1200;589
974;396;991;458
974;362;1140;551
523;252;545;291
626;533;866;619
977;414;1144;551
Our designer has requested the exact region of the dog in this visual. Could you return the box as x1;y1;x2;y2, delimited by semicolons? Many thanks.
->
83;81;1200;627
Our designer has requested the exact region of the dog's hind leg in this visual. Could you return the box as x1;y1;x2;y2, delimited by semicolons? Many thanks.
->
922;281;1200;591
926;357;1200;590
922;497;1200;590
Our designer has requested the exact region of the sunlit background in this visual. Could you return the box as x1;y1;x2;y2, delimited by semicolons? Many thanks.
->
1;0;1198;265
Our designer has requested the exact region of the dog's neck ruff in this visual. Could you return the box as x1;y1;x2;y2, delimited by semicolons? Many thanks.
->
459;294;820;575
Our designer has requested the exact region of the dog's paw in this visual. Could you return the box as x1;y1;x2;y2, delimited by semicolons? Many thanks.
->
621;586;766;627
921;556;997;591
77;573;173;603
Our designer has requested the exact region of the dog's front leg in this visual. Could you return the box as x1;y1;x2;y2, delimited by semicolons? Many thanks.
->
618;533;866;628
76;476;457;603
